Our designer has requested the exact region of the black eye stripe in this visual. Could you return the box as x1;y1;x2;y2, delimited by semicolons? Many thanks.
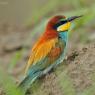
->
53;20;67;29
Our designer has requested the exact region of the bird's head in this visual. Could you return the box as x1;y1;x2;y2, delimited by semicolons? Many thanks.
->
46;15;82;32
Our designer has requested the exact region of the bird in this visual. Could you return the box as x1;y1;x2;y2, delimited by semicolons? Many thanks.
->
18;15;82;91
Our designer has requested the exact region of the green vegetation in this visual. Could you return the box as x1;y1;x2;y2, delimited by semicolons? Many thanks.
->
0;66;24;95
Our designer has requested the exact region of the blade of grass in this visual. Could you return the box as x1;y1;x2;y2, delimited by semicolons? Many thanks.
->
8;50;23;72
0;66;24;95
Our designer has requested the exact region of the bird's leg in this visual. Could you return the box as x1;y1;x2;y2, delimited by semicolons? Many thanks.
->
42;64;55;75
48;67;55;73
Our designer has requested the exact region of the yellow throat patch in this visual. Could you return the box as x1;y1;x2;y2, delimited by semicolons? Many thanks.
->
57;22;71;32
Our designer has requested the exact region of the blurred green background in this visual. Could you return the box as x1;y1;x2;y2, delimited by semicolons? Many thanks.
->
0;0;95;95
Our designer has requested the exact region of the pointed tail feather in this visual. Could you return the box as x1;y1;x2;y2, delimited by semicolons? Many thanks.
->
18;71;42;93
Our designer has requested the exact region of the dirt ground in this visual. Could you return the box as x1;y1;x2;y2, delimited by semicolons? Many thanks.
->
0;22;95;95
27;43;95;95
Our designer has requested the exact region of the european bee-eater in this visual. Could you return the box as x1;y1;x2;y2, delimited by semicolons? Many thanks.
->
19;15;82;91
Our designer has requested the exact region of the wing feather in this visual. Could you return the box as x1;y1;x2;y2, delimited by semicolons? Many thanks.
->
25;38;58;73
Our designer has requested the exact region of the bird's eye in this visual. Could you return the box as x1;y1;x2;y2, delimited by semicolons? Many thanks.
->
57;22;71;32
53;20;67;30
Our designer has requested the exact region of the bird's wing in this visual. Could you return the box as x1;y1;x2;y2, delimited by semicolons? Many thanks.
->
25;37;66;75
25;38;58;73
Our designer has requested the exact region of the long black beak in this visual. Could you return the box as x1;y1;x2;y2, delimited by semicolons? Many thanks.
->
67;15;83;22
